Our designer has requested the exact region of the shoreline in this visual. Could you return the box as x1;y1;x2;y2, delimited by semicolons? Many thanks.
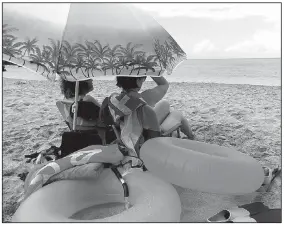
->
2;76;281;88
3;59;281;87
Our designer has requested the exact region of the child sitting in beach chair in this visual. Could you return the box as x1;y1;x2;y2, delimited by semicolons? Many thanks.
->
57;78;116;145
99;75;161;168
136;75;194;139
107;75;194;139
23;79;116;163
58;78;101;131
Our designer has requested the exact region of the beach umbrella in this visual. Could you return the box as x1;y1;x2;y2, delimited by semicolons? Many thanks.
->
3;3;187;130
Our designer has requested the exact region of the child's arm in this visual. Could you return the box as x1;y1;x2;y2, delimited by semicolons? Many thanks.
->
141;76;169;107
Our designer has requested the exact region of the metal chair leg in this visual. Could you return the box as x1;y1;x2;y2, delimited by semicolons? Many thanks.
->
177;128;181;138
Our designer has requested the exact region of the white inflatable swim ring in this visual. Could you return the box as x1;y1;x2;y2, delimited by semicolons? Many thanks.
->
140;137;264;194
13;169;181;222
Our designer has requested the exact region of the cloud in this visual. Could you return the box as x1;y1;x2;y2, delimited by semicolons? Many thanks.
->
135;3;280;23
3;3;70;26
192;39;218;53
136;3;280;58
225;29;280;56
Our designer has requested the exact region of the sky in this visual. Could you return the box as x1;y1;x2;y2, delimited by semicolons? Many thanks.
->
3;3;281;59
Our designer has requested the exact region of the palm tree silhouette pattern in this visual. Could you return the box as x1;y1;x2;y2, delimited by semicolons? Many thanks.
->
2;24;186;80
19;38;38;58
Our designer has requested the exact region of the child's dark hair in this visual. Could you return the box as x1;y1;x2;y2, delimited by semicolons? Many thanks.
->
60;79;93;99
116;76;146;91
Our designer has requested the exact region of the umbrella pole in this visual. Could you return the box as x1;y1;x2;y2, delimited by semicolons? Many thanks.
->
72;81;79;131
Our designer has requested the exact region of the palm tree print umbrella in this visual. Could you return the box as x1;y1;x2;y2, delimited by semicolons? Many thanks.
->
19;38;38;58
3;3;186;81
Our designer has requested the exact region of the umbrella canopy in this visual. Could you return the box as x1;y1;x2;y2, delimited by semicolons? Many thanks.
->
3;3;187;81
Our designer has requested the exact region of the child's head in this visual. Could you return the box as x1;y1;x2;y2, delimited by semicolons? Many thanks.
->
60;79;94;99
116;76;147;92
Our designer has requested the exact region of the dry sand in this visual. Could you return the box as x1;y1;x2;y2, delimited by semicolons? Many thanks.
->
2;75;281;222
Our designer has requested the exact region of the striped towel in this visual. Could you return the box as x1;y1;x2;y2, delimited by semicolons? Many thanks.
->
108;91;147;157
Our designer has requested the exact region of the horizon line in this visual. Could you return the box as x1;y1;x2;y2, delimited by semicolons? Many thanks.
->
186;57;281;60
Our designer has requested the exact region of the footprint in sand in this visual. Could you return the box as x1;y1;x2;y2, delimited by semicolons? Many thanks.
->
263;118;277;124
14;81;27;85
47;116;57;121
261;152;270;158
12;157;22;162
22;102;31;106
23;134;32;140
32;143;41;149
209;107;219;113
38;129;54;139
5;149;15;154
3;169;16;177
234;124;243;129
199;108;210;114
5;103;17;108
3;140;12;147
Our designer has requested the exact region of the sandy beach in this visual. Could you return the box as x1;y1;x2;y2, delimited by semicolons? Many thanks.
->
2;73;281;222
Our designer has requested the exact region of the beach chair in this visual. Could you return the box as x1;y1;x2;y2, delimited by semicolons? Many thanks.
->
99;97;183;140
23;100;115;165
153;100;183;138
56;100;117;144
159;111;182;138
56;100;103;129
56;100;72;130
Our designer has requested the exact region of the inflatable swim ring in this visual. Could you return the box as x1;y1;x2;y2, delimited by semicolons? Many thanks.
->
13;169;181;222
140;137;264;194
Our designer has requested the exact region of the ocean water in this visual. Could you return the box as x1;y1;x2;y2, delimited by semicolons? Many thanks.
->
167;58;281;86
3;58;281;86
